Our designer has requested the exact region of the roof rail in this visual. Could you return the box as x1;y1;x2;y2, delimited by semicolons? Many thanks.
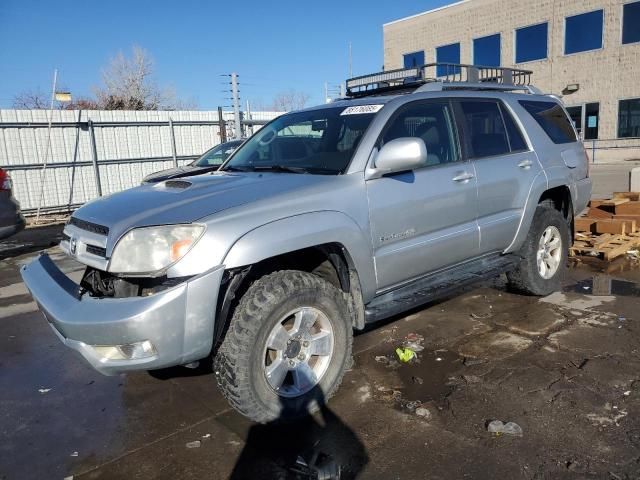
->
345;63;535;97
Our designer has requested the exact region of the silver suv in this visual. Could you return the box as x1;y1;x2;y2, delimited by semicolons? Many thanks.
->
22;64;591;422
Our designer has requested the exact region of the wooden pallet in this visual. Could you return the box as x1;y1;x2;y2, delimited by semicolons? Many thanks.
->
571;232;640;260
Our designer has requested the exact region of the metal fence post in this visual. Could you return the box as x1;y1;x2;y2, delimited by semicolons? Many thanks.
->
168;117;178;167
66;110;83;210
88;120;103;197
592;139;596;164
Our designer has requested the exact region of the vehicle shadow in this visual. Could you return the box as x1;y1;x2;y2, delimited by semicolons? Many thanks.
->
146;361;213;379
229;386;368;480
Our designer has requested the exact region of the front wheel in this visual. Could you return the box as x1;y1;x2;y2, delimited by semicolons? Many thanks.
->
507;204;570;296
214;270;352;423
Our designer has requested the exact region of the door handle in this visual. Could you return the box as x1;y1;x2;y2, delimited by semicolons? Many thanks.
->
518;159;533;169
452;172;474;183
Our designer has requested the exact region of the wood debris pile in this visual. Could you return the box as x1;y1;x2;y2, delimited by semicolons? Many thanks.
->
571;192;640;261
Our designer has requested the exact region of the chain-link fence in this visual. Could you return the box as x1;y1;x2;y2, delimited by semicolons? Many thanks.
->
0;109;280;215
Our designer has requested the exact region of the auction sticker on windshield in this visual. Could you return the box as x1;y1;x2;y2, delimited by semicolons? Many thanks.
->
341;105;384;115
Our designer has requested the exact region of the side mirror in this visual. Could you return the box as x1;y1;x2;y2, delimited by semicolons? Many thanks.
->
366;137;428;180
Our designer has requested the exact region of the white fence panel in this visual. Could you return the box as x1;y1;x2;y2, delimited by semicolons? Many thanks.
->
0;109;281;213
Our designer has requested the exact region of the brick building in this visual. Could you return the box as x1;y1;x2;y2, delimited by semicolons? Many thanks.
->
383;0;640;161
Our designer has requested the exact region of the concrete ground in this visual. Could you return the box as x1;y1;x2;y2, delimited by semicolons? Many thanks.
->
2;225;640;480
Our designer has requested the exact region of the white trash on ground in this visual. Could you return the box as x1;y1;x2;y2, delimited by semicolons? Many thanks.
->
487;420;523;437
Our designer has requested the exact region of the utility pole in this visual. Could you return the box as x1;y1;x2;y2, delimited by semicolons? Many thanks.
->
231;72;242;140
217;106;227;143
245;99;252;136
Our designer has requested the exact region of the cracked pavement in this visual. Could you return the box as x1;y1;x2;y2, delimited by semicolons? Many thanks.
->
1;225;640;479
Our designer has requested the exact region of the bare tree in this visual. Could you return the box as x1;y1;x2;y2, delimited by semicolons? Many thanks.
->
12;90;50;109
93;45;188;110
62;98;100;110
13;89;103;110
270;89;311;112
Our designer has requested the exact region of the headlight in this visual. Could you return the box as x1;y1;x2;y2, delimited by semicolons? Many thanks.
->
109;224;205;274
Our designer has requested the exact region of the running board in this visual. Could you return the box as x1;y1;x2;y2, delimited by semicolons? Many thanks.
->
364;254;517;323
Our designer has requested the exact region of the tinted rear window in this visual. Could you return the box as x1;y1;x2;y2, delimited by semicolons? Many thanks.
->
459;100;510;158
519;100;577;144
500;104;528;152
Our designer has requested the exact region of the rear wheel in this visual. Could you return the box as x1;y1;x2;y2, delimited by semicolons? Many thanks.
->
214;270;352;423
507;204;570;296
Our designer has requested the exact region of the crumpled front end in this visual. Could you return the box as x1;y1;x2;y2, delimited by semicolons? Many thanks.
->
21;253;224;375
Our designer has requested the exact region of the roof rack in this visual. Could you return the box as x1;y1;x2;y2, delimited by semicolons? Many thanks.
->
345;63;538;97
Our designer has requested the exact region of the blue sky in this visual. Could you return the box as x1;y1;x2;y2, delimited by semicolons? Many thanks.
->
0;0;454;110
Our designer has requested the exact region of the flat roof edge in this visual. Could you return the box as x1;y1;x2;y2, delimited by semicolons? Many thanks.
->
383;0;471;27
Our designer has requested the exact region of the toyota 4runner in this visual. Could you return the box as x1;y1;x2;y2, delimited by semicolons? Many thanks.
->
22;64;591;422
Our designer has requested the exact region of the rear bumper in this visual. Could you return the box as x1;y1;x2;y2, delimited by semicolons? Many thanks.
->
21;253;224;375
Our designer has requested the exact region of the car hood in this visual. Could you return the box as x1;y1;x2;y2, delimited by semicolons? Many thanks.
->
73;172;333;242
143;165;216;183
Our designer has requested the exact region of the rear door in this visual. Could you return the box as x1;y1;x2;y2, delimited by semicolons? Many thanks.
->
454;98;541;254
366;99;479;290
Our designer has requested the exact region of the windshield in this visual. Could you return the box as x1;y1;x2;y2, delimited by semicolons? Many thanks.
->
192;141;241;167
222;106;377;174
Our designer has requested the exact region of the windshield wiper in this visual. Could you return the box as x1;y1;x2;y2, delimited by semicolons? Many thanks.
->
249;165;308;174
222;165;255;172
223;165;339;175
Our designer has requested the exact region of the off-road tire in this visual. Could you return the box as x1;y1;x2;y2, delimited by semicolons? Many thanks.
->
507;203;570;296
213;270;352;423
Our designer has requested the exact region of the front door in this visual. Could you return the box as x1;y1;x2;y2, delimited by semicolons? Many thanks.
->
366;99;479;291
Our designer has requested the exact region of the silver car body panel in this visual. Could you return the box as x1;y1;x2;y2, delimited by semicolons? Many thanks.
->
21;88;592;375
366;159;479;291
21;253;224;375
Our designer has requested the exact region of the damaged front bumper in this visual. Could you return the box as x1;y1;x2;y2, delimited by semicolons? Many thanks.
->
21;253;224;375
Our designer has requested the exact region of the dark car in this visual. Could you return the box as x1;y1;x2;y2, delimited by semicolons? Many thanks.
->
0;168;26;240
142;139;243;184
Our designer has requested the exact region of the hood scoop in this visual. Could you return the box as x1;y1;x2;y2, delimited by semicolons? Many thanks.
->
162;179;193;190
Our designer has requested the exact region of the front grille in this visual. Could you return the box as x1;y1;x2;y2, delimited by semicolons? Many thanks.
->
69;217;109;236
86;244;107;257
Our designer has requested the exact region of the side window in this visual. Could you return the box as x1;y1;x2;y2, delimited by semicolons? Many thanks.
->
337;115;371;152
381;101;459;167
499;103;529;152
458;100;510;158
519;100;577;144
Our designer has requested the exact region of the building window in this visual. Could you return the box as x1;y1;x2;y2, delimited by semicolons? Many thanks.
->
473;34;501;67
564;10;604;55
515;23;548;63
567;103;600;140
435;43;460;76
623;1;640;45
618;99;640;138
403;51;424;68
